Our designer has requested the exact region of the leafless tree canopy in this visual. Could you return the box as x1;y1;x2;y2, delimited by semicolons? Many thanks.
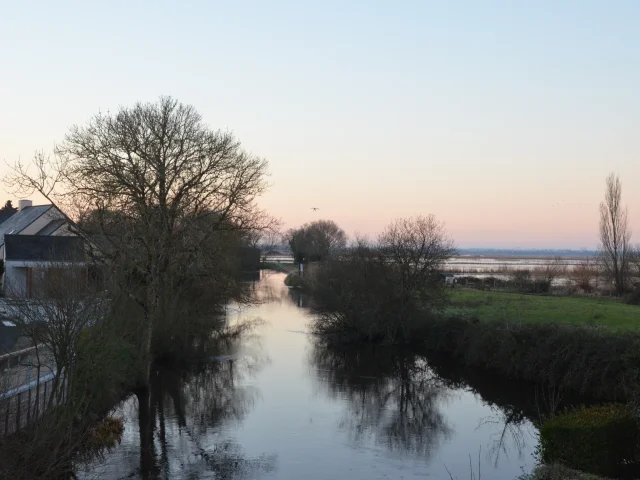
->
378;216;455;289
310;216;455;342
6;96;272;383
570;257;598;293
599;173;631;295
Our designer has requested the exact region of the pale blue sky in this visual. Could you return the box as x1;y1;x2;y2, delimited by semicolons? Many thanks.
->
1;1;638;247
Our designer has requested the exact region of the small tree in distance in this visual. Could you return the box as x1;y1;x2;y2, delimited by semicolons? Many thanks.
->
0;200;17;215
571;257;597;293
286;219;347;263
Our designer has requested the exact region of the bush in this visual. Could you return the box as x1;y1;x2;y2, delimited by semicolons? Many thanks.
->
539;404;640;477
284;272;306;288
72;325;138;413
422;316;640;401
87;417;124;450
309;250;446;343
624;287;640;306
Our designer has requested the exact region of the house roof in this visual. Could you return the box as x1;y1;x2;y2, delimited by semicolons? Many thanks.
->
36;219;66;236
0;211;16;226
0;206;53;247
4;235;85;262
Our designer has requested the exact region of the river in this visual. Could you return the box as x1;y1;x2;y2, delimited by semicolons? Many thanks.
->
77;271;538;480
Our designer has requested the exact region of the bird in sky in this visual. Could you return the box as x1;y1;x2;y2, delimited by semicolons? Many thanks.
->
311;207;319;211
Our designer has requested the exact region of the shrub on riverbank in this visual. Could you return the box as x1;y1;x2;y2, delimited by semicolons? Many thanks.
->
87;417;125;450
309;216;454;343
539;404;640;477
309;249;445;342
73;325;139;413
284;272;306;288
519;464;612;480
422;316;640;401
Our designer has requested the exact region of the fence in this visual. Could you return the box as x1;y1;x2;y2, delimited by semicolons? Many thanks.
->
0;346;67;437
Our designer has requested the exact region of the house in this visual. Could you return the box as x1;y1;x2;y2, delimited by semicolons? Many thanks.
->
3;235;85;298
0;200;72;260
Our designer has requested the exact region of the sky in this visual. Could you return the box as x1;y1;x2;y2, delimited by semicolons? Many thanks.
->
0;1;638;249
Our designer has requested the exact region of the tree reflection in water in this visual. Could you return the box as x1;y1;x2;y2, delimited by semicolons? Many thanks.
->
309;343;452;459
427;357;540;467
80;338;276;480
477;406;530;467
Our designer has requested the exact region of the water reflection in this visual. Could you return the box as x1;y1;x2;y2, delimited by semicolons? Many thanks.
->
427;357;541;467
309;344;452;459
78;339;275;479
79;272;539;480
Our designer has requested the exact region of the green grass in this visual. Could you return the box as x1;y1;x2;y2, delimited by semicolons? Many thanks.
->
446;288;640;330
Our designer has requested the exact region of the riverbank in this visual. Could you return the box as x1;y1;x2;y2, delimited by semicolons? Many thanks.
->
423;313;640;401
77;272;541;480
521;465;611;480
288;270;640;401
447;289;640;330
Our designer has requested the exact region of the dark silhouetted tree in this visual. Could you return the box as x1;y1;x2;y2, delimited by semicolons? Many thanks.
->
599;173;631;295
286;219;346;263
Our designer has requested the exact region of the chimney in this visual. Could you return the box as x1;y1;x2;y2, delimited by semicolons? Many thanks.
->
18;200;32;211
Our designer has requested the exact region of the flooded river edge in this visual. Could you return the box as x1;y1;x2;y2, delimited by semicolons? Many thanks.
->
77;271;556;480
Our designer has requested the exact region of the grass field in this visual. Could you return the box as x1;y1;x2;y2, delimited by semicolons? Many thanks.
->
447;288;640;330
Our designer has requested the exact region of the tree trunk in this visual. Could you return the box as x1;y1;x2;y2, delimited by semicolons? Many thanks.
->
140;272;160;387
136;388;156;479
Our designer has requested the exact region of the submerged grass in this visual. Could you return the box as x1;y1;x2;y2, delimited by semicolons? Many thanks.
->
446;289;640;330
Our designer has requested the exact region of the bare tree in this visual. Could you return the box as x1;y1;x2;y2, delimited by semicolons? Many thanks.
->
0;255;125;480
258;229;283;262
570;256;597;293
5;253;107;409
310;216;455;342
286;219;347;263
243;219;282;262
599;173;631;295
6;97;271;386
378;215;456;307
627;244;640;290
532;257;567;292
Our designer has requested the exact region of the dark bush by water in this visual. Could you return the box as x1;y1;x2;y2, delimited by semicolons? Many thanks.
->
421;316;640;401
539;404;640;477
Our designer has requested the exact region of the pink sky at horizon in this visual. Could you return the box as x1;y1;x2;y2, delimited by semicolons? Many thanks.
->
1;2;639;250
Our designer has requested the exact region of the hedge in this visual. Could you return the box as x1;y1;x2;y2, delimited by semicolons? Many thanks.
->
539;404;640;477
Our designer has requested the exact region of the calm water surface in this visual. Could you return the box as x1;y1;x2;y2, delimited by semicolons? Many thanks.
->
78;272;538;480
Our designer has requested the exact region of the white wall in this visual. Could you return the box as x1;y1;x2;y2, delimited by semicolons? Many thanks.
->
4;263;27;297
20;209;65;235
50;223;74;236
